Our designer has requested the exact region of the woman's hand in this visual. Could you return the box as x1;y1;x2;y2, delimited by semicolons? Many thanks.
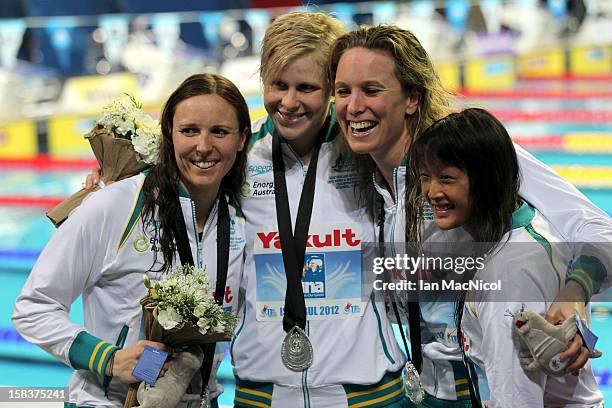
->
109;340;171;383
84;169;115;189
545;281;589;373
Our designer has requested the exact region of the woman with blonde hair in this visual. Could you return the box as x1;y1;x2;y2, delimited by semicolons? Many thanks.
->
231;13;409;408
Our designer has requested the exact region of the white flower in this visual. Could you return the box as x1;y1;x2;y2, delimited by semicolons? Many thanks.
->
197;318;210;335
157;306;182;330
194;303;206;318
143;264;236;337
95;95;161;165
132;131;160;165
193;288;208;303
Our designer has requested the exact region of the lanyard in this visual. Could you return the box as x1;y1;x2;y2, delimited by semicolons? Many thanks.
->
457;300;483;408
174;191;230;393
377;196;423;373
272;132;321;333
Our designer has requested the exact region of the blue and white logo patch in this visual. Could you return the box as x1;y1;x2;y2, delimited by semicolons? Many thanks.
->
302;254;326;299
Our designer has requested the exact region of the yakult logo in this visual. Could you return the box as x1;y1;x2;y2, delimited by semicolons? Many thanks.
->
257;228;361;251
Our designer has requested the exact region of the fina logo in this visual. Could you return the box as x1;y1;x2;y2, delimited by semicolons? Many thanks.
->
302;254;326;299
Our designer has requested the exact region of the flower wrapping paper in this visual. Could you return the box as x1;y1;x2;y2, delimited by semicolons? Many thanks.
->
46;125;149;227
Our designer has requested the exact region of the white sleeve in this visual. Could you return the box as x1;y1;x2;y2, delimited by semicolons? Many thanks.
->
12;192;111;366
516;144;612;293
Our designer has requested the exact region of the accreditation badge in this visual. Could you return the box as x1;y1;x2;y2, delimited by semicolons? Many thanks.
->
254;224;366;321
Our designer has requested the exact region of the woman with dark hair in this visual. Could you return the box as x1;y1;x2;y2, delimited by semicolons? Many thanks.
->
409;108;520;244
13;73;250;407
411;108;603;407
141;73;250;273
330;25;611;407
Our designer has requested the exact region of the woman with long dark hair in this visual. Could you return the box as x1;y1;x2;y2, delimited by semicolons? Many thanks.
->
13;73;251;407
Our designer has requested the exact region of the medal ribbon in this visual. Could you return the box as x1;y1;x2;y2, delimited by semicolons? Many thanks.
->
377;196;423;372
272;132;321;333
174;190;230;396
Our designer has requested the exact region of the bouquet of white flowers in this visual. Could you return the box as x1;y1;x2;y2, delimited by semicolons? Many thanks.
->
124;265;236;408
47;95;162;227
140;265;236;346
97;95;161;166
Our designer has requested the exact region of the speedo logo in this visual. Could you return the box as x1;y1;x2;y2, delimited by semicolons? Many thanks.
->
257;228;361;250
248;164;273;176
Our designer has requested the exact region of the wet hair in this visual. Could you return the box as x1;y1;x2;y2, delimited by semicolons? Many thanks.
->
260;12;346;97
328;25;453;210
407;108;520;243
142;73;251;272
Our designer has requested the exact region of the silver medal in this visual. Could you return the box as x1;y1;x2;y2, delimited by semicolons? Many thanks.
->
281;326;313;371
403;361;424;404
199;386;211;408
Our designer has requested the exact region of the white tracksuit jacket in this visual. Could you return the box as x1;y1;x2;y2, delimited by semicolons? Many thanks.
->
461;201;603;407
375;145;612;402
12;173;245;407
230;114;406;408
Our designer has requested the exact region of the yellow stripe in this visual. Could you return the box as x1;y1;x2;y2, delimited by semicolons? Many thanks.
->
234;396;271;408
564;134;612;154
235;387;272;400
571;272;593;298
349;387;404;408
455;378;468;385
553;166;612;188
117;179;145;253
456;389;471;397
96;344;114;376
117;213;142;252
346;376;402;399
87;341;106;371
526;223;563;288
467;302;478;318
572;268;594;290
466;291;478;318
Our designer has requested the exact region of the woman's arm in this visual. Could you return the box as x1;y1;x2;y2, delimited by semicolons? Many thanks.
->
13;198;108;367
516;145;611;300
13;187;168;383
516;145;609;371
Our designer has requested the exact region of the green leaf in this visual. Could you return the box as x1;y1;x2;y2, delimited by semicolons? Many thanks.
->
124;93;143;109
